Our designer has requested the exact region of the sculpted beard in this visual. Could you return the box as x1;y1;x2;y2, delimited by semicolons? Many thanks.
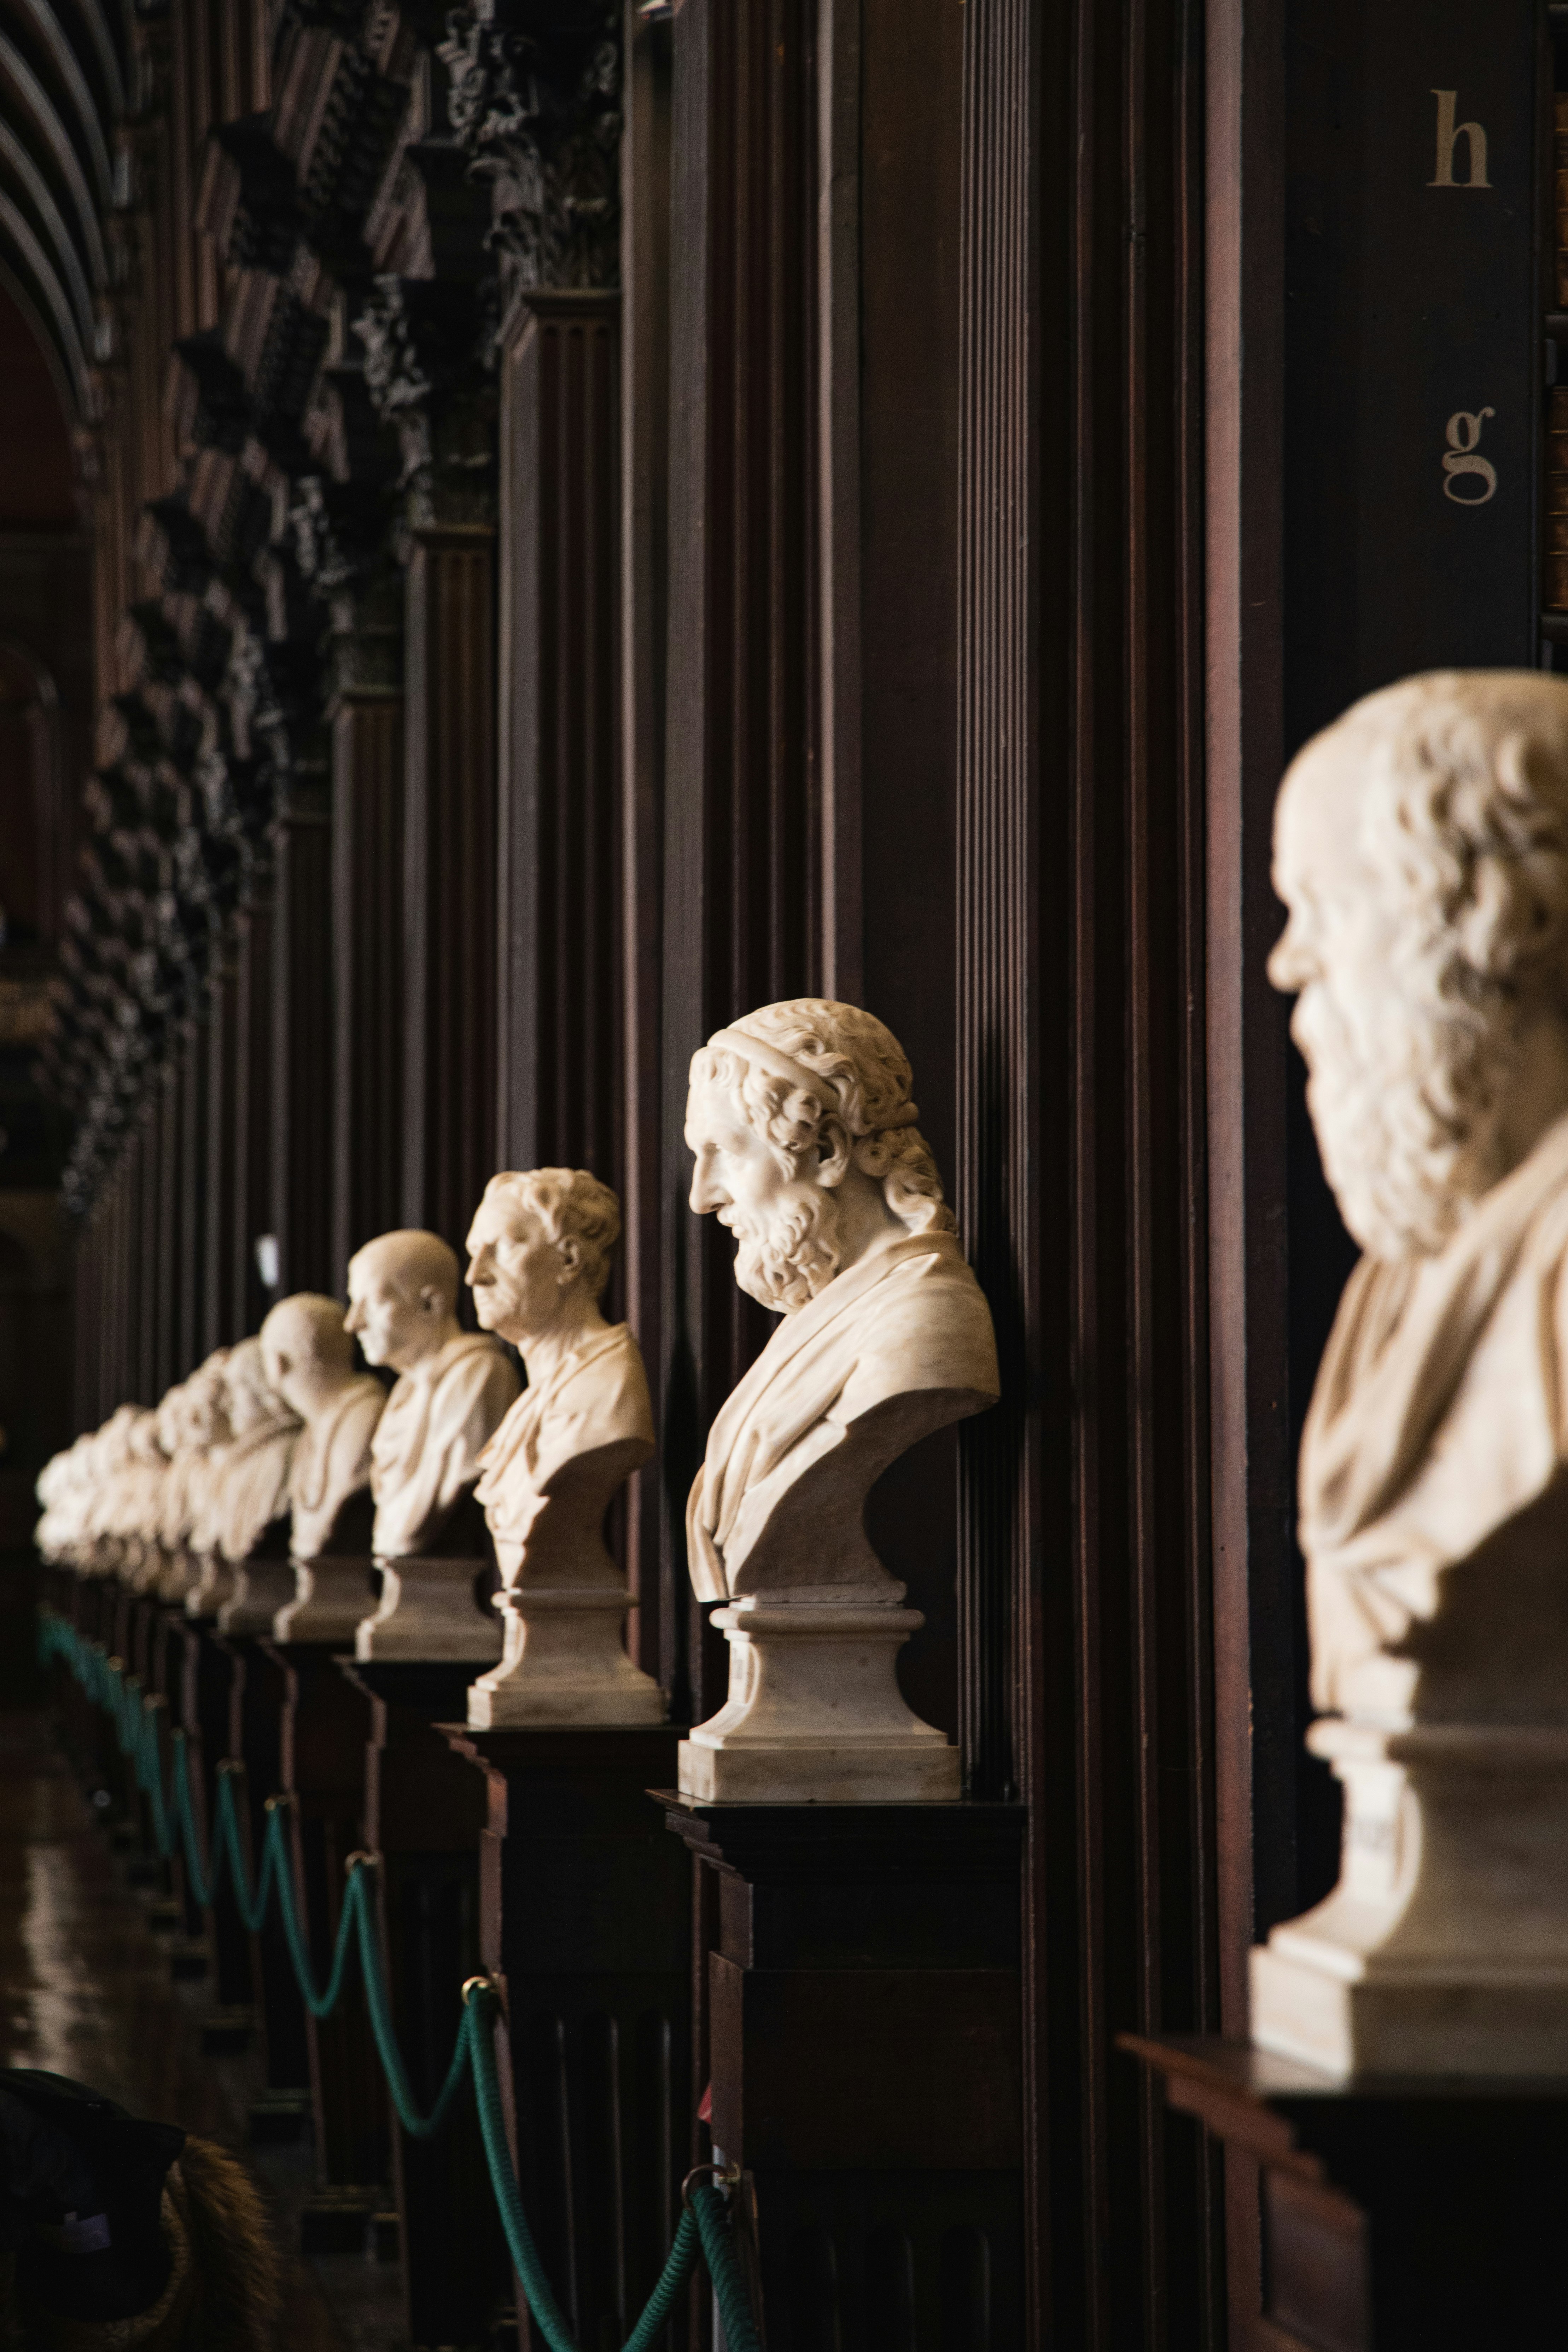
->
723;1182;842;1311
1294;971;1510;1261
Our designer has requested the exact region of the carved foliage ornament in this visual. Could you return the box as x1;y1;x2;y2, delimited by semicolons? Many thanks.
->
438;0;621;291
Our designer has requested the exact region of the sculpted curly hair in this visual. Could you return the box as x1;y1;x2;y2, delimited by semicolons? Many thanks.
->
691;999;958;1238
481;1169;622;1300
1278;669;1568;1255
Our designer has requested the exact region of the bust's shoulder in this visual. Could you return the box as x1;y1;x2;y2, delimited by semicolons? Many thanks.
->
838;1238;999;1406
431;1331;520;1414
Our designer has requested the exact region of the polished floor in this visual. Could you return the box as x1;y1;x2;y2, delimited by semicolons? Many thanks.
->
0;1707;407;2350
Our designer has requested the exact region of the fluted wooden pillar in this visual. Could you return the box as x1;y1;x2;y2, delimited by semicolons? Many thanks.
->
330;609;404;1282
204;955;242;1353
403;526;497;1248
496;291;620;1182
234;892;275;1337
272;775;335;1297
178;1016;209;1376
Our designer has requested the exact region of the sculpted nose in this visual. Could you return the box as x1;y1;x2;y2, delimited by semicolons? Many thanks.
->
689;1157;718;1213
1267;918;1314;994
344;1300;363;1331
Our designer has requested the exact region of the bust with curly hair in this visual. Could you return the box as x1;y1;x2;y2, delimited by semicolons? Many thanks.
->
1257;669;1568;2076
460;1169;661;1726
680;999;999;1801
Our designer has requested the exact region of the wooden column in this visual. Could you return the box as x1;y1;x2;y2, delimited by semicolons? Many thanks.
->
177;1014;209;1375
496;291;620;1184
271;773;335;1297
661;0;824;1724
403;527;497;1247
330;586;404;1282
955;0;1220;2338
204;953;243;1352
234;891;276;1337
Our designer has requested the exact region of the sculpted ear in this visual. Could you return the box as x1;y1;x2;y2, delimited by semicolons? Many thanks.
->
816;1115;852;1188
558;1236;584;1286
418;1283;443;1316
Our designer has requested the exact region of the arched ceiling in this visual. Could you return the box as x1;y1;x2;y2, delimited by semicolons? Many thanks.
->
0;0;132;419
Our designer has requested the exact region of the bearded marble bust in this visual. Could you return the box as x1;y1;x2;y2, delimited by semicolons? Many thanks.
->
464;1168;661;1725
346;1229;518;1561
1253;669;1568;2075
678;997;999;1801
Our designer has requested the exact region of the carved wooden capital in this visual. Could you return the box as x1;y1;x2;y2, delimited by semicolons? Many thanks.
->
439;0;622;292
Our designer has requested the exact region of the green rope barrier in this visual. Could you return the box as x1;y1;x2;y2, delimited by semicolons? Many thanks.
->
40;1608;764;2352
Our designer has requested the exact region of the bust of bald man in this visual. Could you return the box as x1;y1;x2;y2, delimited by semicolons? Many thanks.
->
261;1293;385;1560
347;1228;518;1658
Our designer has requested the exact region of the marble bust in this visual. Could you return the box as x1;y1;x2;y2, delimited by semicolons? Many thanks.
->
462;1168;662;1727
260;1293;385;1642
678;997;999;1800
1252;669;1568;2074
347;1227;519;1659
151;1355;232;1601
198;1339;299;1625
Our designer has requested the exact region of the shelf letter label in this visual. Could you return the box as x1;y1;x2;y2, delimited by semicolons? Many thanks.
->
1442;409;1497;503
1429;90;1490;188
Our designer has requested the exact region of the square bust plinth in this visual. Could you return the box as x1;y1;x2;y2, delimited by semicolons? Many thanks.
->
1124;2033;1568;2352
655;1792;1027;2346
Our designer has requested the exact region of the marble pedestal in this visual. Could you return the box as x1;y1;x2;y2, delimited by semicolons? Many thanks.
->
354;1555;502;1662
1251;1719;1568;2076
655;1794;1025;2342
271;1557;375;1645
183;1552;235;1620
677;1599;961;1801
466;1588;666;1727
218;1556;296;1636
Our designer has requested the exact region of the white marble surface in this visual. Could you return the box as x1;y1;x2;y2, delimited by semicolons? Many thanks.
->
677;1000;998;1801
1255;671;1568;2072
461;1170;663;1725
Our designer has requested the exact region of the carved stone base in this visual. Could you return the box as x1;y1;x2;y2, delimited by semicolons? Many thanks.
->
677;1601;960;1802
354;1556;502;1662
184;1554;235;1619
273;1559;375;1644
466;1588;666;1727
1251;1718;1568;2074
217;1559;297;1636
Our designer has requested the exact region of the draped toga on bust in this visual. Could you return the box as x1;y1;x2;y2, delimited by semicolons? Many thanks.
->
687;1227;1000;1605
288;1374;385;1560
198;1414;299;1564
1300;1110;1568;1717
476;1323;654;1552
370;1331;519;1559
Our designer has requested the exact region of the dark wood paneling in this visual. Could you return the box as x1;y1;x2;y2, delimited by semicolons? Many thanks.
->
619;0;673;1684
331;691;404;1280
661;0;823;1726
403;529;498;1251
957;0;1222;2342
234;893;275;1337
177;1014;208;1374
272;788;335;1297
204;955;242;1352
496;290;620;1188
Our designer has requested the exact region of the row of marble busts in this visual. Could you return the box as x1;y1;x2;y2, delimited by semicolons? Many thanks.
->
41;999;1004;1800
